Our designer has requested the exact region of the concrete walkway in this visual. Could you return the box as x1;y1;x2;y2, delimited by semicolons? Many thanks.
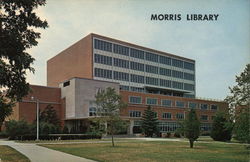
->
0;140;95;162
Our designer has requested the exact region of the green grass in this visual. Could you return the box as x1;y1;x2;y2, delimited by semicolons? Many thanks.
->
41;140;250;162
0;145;30;162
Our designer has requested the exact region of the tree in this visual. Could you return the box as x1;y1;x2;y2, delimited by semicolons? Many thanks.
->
141;106;158;137
39;105;60;126
225;64;250;143
5;120;30;139
210;112;233;141
0;96;14;131
95;87;127;147
183;109;200;148
0;0;48;130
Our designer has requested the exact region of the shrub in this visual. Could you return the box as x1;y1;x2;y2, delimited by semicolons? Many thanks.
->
62;126;69;134
5;120;30;139
174;132;181;138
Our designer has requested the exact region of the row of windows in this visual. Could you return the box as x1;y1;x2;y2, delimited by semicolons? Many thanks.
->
94;39;195;71
128;96;218;110
94;55;194;81
113;71;129;81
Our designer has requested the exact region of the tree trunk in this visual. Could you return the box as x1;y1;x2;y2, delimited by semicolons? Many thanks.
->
189;139;194;148
111;133;114;147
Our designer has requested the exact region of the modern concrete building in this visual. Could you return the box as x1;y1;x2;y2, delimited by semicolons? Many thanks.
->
7;33;228;135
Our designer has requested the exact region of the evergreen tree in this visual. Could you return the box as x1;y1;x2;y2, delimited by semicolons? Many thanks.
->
39;105;60;126
183;109;200;148
210;112;233;141
141;106;158;137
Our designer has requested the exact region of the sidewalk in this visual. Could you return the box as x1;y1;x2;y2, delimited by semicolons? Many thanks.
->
0;140;95;162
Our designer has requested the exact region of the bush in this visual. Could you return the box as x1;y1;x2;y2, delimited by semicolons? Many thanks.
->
5;120;30;139
63;126;69;134
174;132;181;138
0;131;8;138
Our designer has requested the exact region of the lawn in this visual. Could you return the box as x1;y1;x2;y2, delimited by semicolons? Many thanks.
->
0;145;30;162
41;140;249;162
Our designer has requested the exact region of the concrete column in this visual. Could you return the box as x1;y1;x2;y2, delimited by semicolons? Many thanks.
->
129;120;134;135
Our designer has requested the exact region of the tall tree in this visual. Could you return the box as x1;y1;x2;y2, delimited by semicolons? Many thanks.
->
141;106;158;137
225;64;250;143
210;112;233;142
183;109;200;148
95;87;127;147
0;96;14;131
0;0;48;130
39;104;60;126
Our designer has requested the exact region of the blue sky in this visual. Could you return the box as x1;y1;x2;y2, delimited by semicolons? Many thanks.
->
27;0;250;100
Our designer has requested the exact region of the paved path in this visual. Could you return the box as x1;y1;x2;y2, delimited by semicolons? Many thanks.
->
0;140;95;162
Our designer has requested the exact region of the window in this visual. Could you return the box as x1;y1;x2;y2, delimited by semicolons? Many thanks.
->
113;58;129;68
200;104;208;110
184;62;195;71
130;48;144;59
89;107;96;116
130;74;145;83
211;105;218;110
184;83;195;91
200;123;212;131
129;96;142;104
159;56;171;65
63;81;70;87
113;44;129;56
189;102;197;109
176;101;185;108
130;87;145;93
120;85;129;91
172;59;183;68
159;79;171;88
113;71;129;81
162;112;172;119
146;98;158;105
159;122;180;132
200;115;208;121
176;113;184;119
94;39;112;52
94;68;112;79
172;81;183;89
94;54;112;65
154;112;158;118
146;77;159;86
146;65;158;74
159;68;171;76
145;52;158;62
184;73;194;81
172;70;183;79
130;61;144;71
129;111;141;117
161;100;172;107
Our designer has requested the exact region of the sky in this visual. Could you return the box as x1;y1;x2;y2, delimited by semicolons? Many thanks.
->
27;0;250;100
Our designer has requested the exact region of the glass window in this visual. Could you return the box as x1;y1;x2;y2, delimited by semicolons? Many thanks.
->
113;71;129;81
130;74;145;83
172;81;183;89
146;77;159;86
172;70;183;79
113;44;129;56
176;113;184;119
200;115;208;121
159;68;171;76
145;52;158;62
94;54;112;65
211;105;218;110
89;107;96;116
130;87;145;93
200;123;212;131
146;65;158;74
184;73;194;81
159;79;171;88
146;98;158;105
159;122;180;132
161;100;172;107
200;104;208;110
184;83;195;91
120;85;129;91
184;62;195;71
189;102;197;109
130;61;144;72
162;112;172;119
130;48;144;59
159;56;171;65
129;111;141;117
172;59;183;68
129;96;142;104
94;68;112;79
113;58;129;69
94;39;112;52
176;101;185;108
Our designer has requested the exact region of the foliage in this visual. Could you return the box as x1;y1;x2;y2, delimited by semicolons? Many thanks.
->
183;109;200;148
39;104;60;126
234;107;250;143
225;64;250;143
62;125;69;134
210;112;233;141
0;0;48;132
5;120;30;139
0;96;14;131
95;87;127;146
141;106;158;137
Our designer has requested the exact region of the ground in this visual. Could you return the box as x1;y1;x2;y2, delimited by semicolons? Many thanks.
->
0;145;30;162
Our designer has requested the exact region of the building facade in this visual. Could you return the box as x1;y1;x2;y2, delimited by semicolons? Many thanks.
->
7;33;228;135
